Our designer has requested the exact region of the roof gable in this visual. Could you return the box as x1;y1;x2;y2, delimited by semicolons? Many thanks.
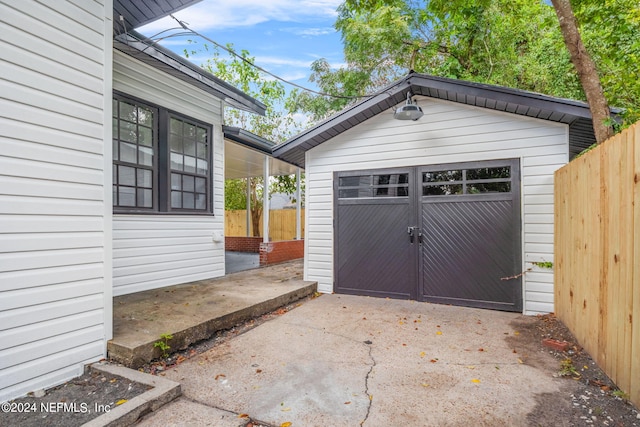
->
273;73;608;168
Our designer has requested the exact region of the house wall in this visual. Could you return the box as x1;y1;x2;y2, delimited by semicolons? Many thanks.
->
112;50;225;296
0;0;112;402
304;97;568;315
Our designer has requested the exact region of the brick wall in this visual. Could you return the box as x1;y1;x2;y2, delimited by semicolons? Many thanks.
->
259;239;304;266
225;236;263;253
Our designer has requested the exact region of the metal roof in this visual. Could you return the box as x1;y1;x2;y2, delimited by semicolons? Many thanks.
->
273;73;614;168
113;0;201;32
114;31;267;115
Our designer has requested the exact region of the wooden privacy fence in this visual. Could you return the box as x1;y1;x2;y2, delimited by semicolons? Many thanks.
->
225;209;305;241
555;122;639;408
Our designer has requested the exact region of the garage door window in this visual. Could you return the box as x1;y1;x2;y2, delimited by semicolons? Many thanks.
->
338;173;409;199
423;166;511;196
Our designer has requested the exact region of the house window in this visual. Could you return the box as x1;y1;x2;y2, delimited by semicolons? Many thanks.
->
113;94;212;214
169;117;210;211
113;98;157;209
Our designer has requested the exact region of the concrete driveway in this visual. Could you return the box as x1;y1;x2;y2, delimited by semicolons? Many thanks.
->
136;294;562;426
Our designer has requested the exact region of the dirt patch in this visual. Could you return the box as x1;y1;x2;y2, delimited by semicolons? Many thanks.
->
508;313;639;426
0;369;150;427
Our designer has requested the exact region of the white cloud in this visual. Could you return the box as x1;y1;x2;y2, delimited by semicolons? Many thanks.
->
255;56;314;68
281;27;335;37
138;0;342;33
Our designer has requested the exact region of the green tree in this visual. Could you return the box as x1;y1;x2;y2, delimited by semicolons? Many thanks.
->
187;44;304;236
292;0;639;127
551;0;613;143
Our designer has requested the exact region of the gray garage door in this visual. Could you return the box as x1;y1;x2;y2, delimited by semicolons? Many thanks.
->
334;159;522;311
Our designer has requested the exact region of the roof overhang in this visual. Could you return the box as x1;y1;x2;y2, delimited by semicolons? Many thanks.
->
113;0;201;32
114;31;266;115
224;127;301;179
273;73;620;167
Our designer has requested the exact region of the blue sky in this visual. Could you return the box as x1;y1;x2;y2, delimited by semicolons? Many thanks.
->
138;0;346;92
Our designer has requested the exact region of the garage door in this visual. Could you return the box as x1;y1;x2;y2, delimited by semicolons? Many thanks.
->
334;159;522;311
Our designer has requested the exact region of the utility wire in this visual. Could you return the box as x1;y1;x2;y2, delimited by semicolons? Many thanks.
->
166;15;373;101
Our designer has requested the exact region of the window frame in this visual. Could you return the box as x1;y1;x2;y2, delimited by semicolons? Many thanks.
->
166;113;213;214
113;92;214;215
112;94;159;212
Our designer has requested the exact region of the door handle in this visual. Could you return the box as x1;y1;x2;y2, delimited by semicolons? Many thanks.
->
407;226;417;243
408;227;422;244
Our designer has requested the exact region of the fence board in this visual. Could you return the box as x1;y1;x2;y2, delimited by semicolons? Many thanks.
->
632;124;640;407
555;122;639;409
225;209;305;242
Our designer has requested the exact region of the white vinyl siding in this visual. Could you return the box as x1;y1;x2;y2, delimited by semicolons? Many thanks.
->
0;0;111;402
304;97;568;315
112;50;225;296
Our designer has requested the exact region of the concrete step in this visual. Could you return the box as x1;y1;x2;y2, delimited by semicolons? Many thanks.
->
108;260;316;368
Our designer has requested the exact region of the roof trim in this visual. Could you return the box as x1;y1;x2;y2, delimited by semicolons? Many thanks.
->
273;72;616;168
223;126;275;155
113;0;202;32
114;31;266;116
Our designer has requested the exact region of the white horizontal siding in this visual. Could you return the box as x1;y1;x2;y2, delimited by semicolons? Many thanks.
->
111;49;225;296
304;97;568;314
0;0;110;402
112;215;224;295
113;50;223;123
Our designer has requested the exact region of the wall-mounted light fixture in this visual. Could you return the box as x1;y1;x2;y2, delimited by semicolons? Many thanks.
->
394;92;424;121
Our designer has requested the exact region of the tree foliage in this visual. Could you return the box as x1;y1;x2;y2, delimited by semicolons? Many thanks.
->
186;44;305;236
291;0;639;126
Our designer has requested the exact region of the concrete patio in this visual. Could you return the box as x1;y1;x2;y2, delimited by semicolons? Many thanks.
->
108;260;316;368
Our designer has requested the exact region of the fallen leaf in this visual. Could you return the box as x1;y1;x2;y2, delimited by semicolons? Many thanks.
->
281;423;292;427
369;394;373;401
430;359;438;363
478;348;484;352
513;349;518;353
345;401;351;405
517;358;524;364
215;374;226;380
281;407;291;412
421;383;430;387
238;413;249;418
420;351;426;358
402;343;407;346
466;366;475;370
109;379;117;383
115;399;127;406
471;379;481;384
514;331;520;336
436;331;442;335
399;321;405;325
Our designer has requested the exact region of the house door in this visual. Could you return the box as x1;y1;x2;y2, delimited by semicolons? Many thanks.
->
334;159;522;311
334;168;417;299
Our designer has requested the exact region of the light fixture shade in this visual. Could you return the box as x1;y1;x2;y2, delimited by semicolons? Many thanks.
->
394;104;424;121
394;93;424;121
